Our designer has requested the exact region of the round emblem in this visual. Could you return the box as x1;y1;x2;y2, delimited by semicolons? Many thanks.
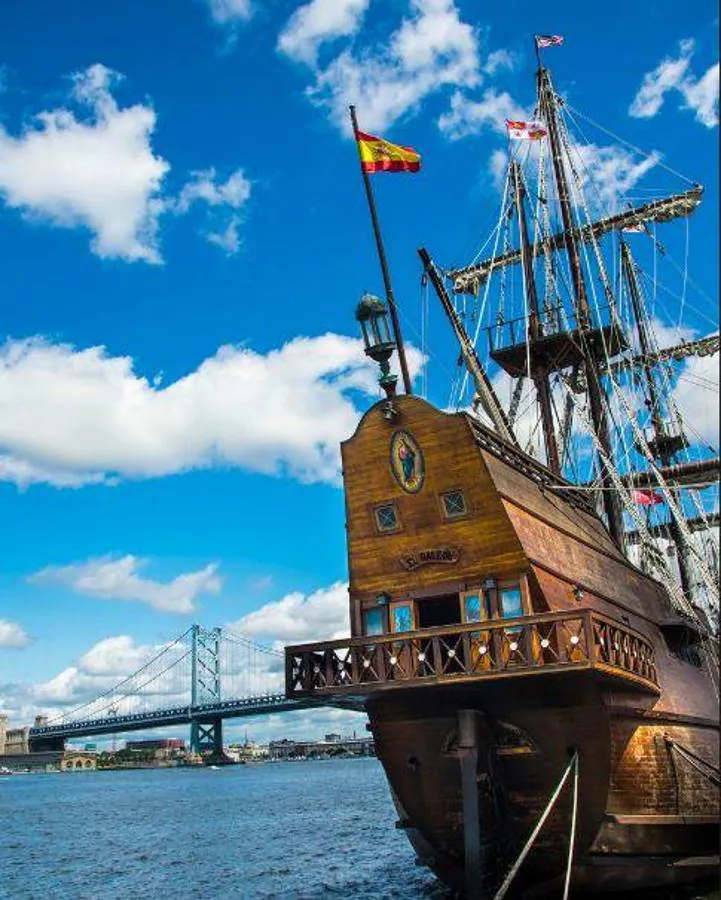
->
390;430;424;494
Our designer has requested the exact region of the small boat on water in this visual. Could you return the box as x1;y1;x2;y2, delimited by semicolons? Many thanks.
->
285;36;720;899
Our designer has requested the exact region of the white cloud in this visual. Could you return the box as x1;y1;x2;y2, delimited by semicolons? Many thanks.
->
0;332;421;489
682;62;720;127
176;167;251;213
483;49;516;77
228;581;350;644
176;167;251;254
673;352;720;447
30;555;222;614
0;64;169;263
204;0;253;27
278;0;371;66
299;0;481;133
566;141;660;214
630;39;719;128
0;619;31;649
26;634;188;717
0;64;254;261
438;88;525;140
78;635;166;676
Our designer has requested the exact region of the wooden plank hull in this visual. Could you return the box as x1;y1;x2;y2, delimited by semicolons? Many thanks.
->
366;679;719;895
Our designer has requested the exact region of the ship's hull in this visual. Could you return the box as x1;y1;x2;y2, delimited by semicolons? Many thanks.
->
366;674;719;896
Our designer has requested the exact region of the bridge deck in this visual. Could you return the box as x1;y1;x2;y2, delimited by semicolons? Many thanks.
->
29;696;323;742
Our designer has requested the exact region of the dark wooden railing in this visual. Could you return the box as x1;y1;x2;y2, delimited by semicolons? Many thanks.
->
285;610;659;697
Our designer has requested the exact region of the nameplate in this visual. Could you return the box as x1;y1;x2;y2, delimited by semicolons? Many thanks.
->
399;548;460;571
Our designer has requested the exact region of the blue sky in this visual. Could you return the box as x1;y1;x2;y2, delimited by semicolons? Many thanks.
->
0;0;718;743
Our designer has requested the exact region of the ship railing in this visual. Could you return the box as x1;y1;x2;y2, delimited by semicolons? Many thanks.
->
486;303;620;354
285;610;659;697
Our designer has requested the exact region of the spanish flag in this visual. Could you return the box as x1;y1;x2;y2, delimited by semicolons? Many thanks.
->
356;131;421;174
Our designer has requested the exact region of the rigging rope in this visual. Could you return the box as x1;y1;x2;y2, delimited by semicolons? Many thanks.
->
564;104;697;186
665;735;721;786
45;627;193;724
455;169;513;409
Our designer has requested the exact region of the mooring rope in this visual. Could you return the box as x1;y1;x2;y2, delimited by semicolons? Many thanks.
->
562;753;580;900
493;750;579;900
665;735;721;786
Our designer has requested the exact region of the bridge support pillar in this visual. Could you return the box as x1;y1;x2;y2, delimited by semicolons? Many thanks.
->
190;717;224;759
190;625;226;761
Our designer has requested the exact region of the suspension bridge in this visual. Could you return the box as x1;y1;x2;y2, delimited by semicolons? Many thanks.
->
28;625;326;757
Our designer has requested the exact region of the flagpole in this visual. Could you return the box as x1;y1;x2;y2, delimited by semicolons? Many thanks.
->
349;104;413;396
533;35;542;69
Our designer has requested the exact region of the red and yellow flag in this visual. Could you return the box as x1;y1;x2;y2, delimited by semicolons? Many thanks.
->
356;131;421;174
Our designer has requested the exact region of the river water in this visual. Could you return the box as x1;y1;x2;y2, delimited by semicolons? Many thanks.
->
0;758;450;900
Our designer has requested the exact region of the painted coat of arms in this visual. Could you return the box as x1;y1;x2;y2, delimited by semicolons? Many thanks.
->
390;430;424;493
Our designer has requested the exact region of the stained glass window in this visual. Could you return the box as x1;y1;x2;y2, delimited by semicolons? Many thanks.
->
442;490;467;518
375;504;399;532
364;607;386;636
499;587;523;620
392;604;413;633
463;594;482;622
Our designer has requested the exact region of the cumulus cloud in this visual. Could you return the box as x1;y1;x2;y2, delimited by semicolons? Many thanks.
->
281;0;481;133
26;634;189;719
0;331;423;489
0;619;31;649
566;141;660;214
0;64;254;261
438;88;525;140
228;581;350;644
0;63;169;262
630;39;719;128
30;555;222;614
278;0;371;66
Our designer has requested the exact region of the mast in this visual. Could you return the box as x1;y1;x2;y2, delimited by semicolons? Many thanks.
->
620;240;694;599
418;247;519;447
537;66;624;546
510;160;561;474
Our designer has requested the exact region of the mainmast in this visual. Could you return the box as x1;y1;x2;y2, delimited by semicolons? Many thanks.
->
510;159;561;474
537;66;624;546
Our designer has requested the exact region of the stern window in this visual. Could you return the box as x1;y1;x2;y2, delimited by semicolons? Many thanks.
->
441;490;467;518
363;607;387;636
374;503;399;533
499;587;523;620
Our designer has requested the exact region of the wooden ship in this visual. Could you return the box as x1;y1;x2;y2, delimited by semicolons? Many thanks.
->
285;46;720;898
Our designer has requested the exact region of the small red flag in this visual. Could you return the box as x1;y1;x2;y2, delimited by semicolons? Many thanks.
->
632;489;663;506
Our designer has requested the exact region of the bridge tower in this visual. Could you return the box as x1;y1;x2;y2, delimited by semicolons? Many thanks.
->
189;625;224;759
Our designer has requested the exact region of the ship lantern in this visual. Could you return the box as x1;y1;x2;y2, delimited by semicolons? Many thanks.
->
356;293;398;399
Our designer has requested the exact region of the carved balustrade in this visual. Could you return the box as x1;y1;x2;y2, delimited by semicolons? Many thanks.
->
285;610;659;697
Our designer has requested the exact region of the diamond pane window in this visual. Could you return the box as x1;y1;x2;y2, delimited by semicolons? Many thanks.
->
442;490;467;518
374;503;399;532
